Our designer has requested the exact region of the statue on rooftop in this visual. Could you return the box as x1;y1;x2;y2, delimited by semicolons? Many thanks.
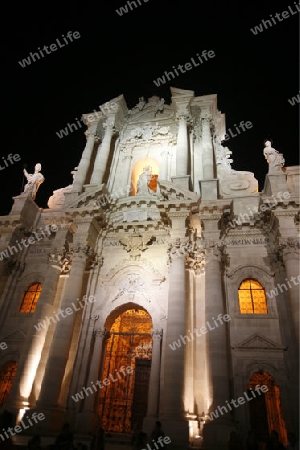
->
23;163;45;200
263;140;285;174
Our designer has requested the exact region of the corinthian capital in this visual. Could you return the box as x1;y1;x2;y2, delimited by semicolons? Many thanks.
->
94;328;109;339
152;329;163;340
277;237;300;260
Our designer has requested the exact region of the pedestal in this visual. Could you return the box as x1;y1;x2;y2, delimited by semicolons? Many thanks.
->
202;418;235;450
263;173;288;196
199;179;218;200
171;175;190;190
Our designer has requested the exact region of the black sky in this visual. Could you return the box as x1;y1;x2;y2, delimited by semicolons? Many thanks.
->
1;0;299;215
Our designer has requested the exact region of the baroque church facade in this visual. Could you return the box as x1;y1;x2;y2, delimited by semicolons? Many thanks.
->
0;87;299;449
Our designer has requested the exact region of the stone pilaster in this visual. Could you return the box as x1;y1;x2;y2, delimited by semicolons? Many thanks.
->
33;245;89;430
278;238;300;344
90;119;115;185
199;114;218;200
161;243;189;450
6;257;63;412
201;243;232;450
201;115;214;180
176;113;189;177
73;131;98;192
146;329;163;417
77;328;109;432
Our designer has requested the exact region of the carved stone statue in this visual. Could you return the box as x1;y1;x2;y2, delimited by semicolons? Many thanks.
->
23;163;45;199
136;166;156;196
263;140;285;174
137;97;146;111
154;98;164;117
47;167;77;209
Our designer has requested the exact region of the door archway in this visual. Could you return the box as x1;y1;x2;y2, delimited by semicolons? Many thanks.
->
247;371;287;446
99;308;152;433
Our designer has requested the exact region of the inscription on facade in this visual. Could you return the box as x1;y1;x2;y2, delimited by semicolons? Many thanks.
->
226;238;269;245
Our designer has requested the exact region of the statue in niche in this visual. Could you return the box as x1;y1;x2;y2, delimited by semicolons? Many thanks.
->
263;140;285;174
154;98;164;117
23;163;44;199
136;166;156;196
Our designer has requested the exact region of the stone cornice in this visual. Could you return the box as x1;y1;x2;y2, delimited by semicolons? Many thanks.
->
199;199;232;215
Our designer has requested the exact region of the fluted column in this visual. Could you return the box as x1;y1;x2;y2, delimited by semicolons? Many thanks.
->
146;329;163;417
176;114;189;177
84;328;107;411
202;244;232;450
7;259;62;411
77;328;108;432
90;119;115;185
35;246;88;416
159;150;168;181
163;250;186;416
279;238;300;343
160;244;189;449
73;132;98;191
201;115;214;180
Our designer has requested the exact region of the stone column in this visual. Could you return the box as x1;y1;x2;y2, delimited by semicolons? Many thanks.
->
176;113;189;177
77;328;108;432
73;132;98;192
6;259;62;411
279;239;300;344
159;150;168;181
34;246;88;429
146;329;163;417
199;114;218;200
161;244;189;449
201;116;214;180
90;119;115;185
202;244;232;450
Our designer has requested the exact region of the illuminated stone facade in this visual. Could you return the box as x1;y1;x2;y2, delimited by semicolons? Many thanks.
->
0;88;299;450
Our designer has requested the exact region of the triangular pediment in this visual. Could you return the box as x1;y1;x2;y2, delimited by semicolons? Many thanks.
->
232;333;286;351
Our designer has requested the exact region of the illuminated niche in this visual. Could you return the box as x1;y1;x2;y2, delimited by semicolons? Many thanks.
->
131;158;159;196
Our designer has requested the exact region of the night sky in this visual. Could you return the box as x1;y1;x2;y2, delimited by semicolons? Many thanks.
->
1;0;299;215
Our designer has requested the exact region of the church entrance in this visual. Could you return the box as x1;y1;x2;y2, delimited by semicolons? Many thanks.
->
247;372;287;446
99;309;152;433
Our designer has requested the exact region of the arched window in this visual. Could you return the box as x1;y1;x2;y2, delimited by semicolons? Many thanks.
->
238;279;268;314
19;282;42;313
0;361;17;406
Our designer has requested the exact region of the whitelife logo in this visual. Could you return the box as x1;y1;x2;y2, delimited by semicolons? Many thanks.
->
71;365;134;402
0;153;21;171
34;295;96;332
169;314;231;351
0;412;45;443
18;31;81;68
153;50;215;87
288;91;300;106
250;3;300;35
208;385;268;420
0;225;58;261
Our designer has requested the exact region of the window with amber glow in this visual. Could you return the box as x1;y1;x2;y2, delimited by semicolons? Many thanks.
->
0;361;17;406
19;282;42;313
238;279;268;314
